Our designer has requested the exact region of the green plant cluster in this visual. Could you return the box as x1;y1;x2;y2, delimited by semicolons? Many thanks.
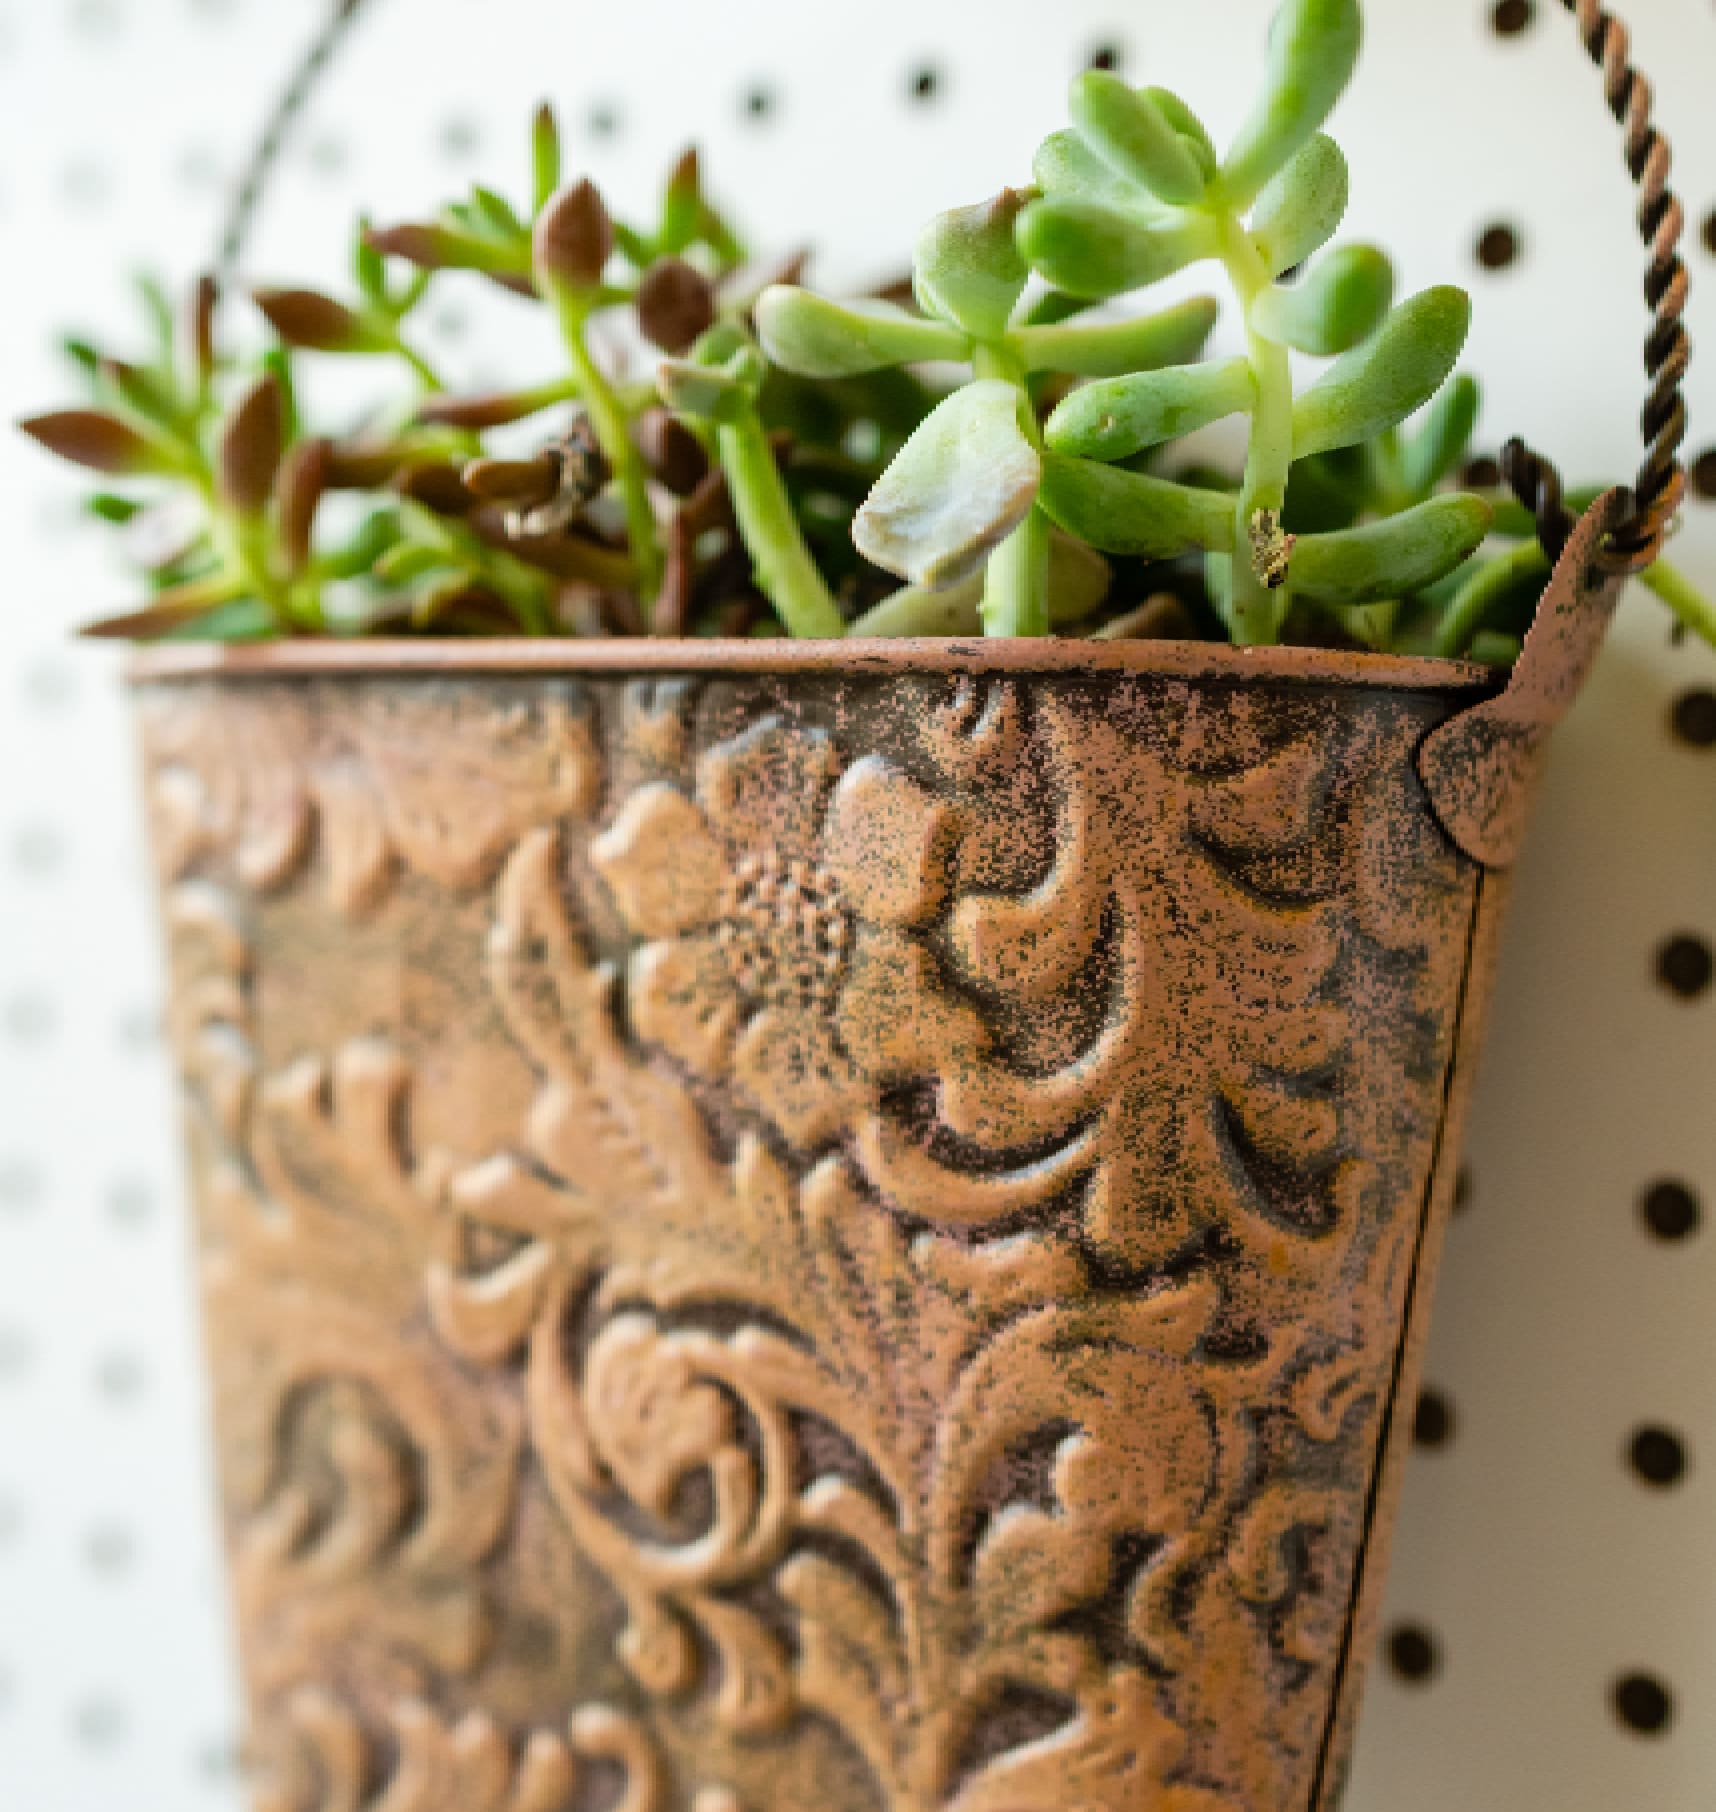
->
22;1;1715;658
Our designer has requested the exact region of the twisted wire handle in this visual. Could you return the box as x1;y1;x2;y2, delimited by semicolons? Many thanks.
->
215;0;375;275
1502;0;1690;578
227;0;1689;583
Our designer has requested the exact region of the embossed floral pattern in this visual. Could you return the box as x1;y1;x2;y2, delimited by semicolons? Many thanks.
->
138;663;1498;1812
593;717;968;1146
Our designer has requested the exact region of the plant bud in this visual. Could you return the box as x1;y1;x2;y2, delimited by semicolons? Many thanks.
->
914;191;1032;340
365;222;459;268
254;287;390;354
635;408;710;495
218;374;286;515
20;408;167;476
636;258;718;354
533;180;614;297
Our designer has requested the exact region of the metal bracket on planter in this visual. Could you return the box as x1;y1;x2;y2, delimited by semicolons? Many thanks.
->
1418;492;1629;871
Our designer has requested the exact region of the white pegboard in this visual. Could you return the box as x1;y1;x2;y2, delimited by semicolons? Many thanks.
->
0;3;1713;1809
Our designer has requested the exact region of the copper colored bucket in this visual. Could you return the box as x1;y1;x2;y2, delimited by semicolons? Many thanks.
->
129;503;1626;1812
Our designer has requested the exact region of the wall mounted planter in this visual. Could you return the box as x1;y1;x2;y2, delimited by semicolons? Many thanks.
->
131;500;1622;1812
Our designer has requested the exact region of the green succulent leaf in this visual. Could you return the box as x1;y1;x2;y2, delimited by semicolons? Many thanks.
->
1144;88;1218;168
1293;286;1473;459
854;380;1042;589
532;104;563;215
1045;356;1257;462
1251;134;1349;277
755;288;969;379
1253;244;1394;356
1016;198;1218;300
1291;493;1493;603
1400;372;1482;500
914;193;1033;340
1222;0;1364;209
1070;72;1209;206
1037;451;1237;558
1032;129;1162;214
1012;295;1220;377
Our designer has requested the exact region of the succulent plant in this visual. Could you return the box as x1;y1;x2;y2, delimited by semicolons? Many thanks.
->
20;3;1715;659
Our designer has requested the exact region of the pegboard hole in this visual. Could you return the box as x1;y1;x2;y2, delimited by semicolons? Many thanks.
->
1656;934;1714;1002
908;62;946;105
1690;449;1716;501
1462;456;1502;493
587;101;623;141
1413;1388;1456;1450
1641;1179;1702;1243
1490;0;1535;35
73;1697;126;1749
1628;1426;1689;1490
1452;1165;1475;1215
743;83;778;124
1387;1625;1441;1685
1474;223;1523;272
1671;689;1716;749
1612;1672;1675;1737
1086;40;1126;73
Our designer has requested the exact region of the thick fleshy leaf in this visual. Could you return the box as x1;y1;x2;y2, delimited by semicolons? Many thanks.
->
1401;373;1481;499
1252;244;1394;355
1046;357;1256;462
854;381;1041;589
656;357;754;425
1037;452;1237;558
914;193;1032;340
1291;494;1493;603
1012;296;1220;378
1016;198;1218;300
1144;88;1218;168
1293;287;1472;459
1251;134;1349;276
850;531;1111;636
218;374;286;515
1070;72;1208;206
755;288;968;379
254;287;392;354
1032;129;1162;214
1222;0;1364;208
20;409;170;476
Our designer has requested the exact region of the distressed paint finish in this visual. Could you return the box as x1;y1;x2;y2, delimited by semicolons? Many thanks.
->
132;591;1602;1810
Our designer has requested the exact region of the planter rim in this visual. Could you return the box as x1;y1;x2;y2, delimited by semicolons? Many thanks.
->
128;636;1496;693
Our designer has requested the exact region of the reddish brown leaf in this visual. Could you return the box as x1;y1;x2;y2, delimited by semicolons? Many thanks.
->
218;375;286;514
254;287;385;354
635;408;710;496
277;436;332;573
20;409;162;475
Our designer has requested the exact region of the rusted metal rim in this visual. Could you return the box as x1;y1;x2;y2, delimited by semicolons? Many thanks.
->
129;637;1496;693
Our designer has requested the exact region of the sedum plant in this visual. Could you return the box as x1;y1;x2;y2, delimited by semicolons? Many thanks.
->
21;0;1716;659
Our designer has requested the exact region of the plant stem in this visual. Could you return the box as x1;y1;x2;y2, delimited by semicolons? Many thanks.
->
718;412;845;639
550;295;663;607
972;342;1050;638
1641;558;1716;649
395;338;447;393
1217;214;1294;646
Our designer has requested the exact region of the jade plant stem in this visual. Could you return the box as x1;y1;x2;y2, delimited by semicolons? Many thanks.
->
1216;211;1295;646
718;412;846;639
973;342;1051;638
550;294;663;606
